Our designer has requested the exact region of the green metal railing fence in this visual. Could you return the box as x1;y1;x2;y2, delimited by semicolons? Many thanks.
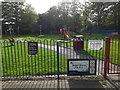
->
108;37;120;74
2;39;106;79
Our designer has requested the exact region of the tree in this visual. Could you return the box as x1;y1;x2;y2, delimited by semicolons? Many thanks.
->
19;4;38;35
2;2;23;35
88;2;120;31
2;2;38;35
57;0;84;33
37;1;88;34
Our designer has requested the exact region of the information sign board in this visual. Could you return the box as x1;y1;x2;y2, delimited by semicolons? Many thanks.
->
88;40;103;50
28;42;38;55
68;59;96;75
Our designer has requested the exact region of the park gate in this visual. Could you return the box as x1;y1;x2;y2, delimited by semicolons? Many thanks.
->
103;37;120;89
2;37;119;80
104;37;120;78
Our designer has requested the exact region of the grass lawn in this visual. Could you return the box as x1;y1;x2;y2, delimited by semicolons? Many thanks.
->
2;33;105;41
2;41;67;77
109;39;120;65
2;34;61;41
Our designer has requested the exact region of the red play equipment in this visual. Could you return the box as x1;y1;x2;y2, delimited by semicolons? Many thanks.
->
8;37;15;46
60;28;69;40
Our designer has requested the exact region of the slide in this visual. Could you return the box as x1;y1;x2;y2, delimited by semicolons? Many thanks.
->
64;31;69;40
60;28;70;40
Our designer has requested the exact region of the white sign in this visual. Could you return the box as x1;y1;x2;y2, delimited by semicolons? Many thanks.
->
88;40;104;50
69;61;89;72
68;59;96;75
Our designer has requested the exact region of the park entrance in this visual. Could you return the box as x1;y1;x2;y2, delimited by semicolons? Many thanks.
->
2;37;120;80
2;38;106;79
1;37;120;89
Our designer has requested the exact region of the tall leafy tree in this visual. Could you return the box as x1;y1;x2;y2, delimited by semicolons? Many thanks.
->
19;4;38;35
2;2;23;35
38;6;62;34
2;2;38;35
88;2;120;31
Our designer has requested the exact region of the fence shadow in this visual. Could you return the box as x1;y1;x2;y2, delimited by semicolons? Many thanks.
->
67;78;105;89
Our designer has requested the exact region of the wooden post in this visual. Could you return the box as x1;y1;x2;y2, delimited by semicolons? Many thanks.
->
104;37;110;79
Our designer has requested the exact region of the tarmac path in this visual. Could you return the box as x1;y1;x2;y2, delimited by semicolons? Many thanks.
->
38;43;104;75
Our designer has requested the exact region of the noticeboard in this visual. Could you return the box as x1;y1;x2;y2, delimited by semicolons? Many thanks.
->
28;42;38;55
68;59;97;76
88;40;104;50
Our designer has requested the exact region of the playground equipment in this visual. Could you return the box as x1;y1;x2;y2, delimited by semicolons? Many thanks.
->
88;31;92;38
60;28;84;50
60;28;69;40
8;37;15;46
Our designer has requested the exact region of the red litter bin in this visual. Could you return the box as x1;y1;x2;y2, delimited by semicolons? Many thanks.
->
73;35;84;50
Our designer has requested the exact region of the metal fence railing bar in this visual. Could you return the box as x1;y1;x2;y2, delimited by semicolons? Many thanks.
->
2;39;106;79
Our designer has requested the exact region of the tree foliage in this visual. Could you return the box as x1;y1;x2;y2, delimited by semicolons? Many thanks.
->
38;1;119;35
2;2;23;35
19;4;38;35
2;1;120;35
2;2;38;35
87;2;120;30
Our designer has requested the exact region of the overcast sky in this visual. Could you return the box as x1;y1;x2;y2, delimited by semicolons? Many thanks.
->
26;0;62;14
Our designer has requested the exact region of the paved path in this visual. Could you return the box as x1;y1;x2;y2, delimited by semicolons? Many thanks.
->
107;75;120;89
38;43;93;59
38;44;104;75
2;78;105;89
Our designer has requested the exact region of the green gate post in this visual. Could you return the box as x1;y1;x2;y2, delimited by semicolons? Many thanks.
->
104;37;110;79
